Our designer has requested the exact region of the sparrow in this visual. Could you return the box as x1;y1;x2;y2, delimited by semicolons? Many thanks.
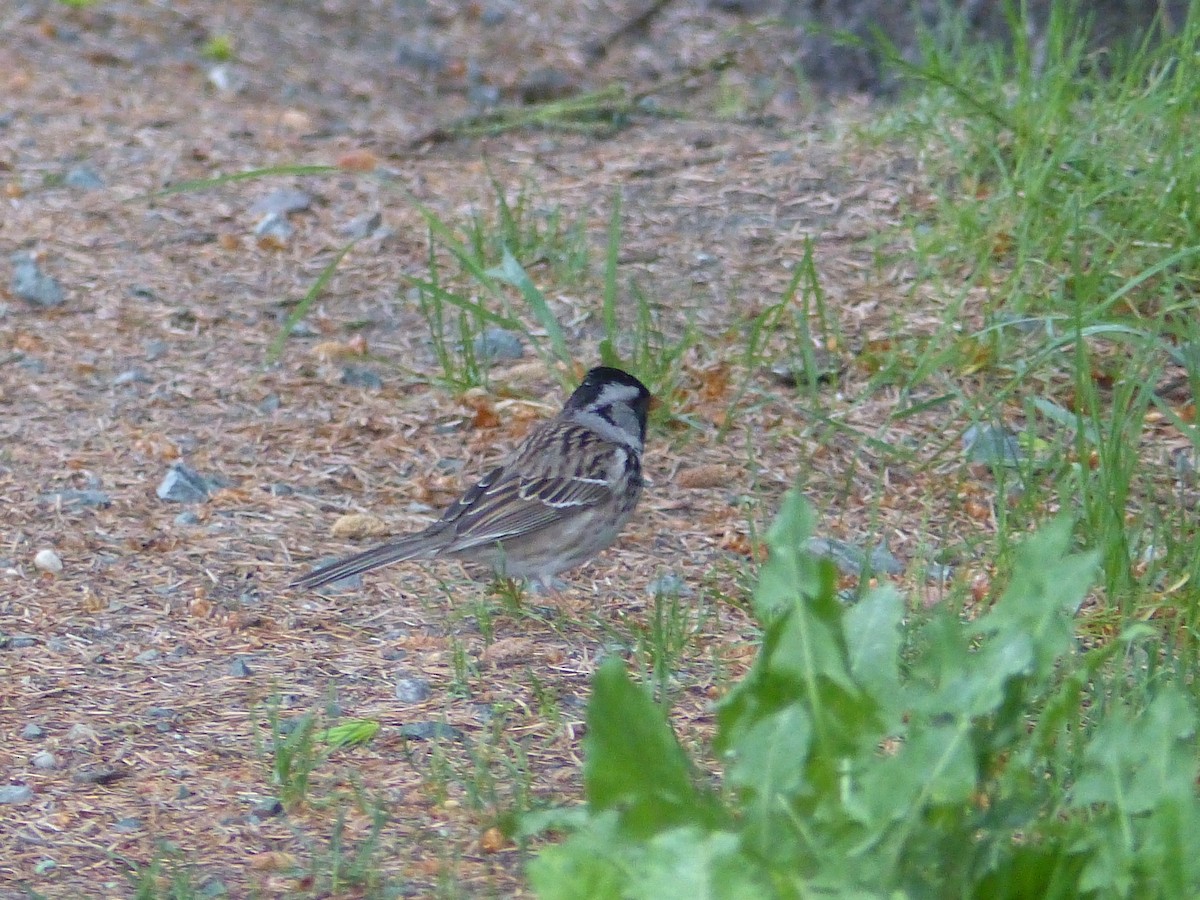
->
291;366;652;590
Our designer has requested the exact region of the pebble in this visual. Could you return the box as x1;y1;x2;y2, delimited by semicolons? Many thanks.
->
468;82;501;108
249;188;312;216
64;164;103;190
399;721;463;742
395;41;446;73
339;211;383;240
134;649;160;664
39;489;111;509
11;253;65;308
67;723;98;743
258;394;282;414
480;2;509;26
926;562;955;585
21;723;44;740
146;708;177;733
113;817;142;833
72;763;130;785
806;537;904;577
5;635;39;649
251;798;283;819
18;356;47;373
254;212;294;243
473;327;524;363
229;657;253;678
519;67;576;104
143;339;169;361
129;284;158;302
112;368;151;386
268;482;294;496
340;365;383;389
206;64;242;94
395;676;432;704
156;463;214;503
33;549;63;574
31;751;57;770
173;510;201;526
0;785;33;805
646;572;694;598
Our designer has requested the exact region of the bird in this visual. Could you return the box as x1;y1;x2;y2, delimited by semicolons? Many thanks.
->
291;366;652;591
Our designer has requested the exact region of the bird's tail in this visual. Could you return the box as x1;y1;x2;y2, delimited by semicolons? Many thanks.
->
290;531;446;590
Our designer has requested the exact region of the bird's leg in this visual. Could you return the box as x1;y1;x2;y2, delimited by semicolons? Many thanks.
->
526;575;569;597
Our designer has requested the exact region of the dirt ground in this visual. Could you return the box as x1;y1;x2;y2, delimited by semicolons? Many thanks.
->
0;1;942;896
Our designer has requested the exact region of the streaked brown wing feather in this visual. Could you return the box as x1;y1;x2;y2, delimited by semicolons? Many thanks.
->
438;421;618;552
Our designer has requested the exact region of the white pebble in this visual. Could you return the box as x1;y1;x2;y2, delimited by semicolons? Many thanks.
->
33;549;63;574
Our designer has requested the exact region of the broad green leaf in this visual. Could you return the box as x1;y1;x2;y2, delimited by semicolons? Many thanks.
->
529;810;627;900
844;586;903;702
755;490;824;620
584;659;716;835
637;829;772;900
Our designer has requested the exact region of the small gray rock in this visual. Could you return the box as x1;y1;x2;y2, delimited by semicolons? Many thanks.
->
134;649;160;664
395;676;432;704
7;635;38;649
67;723;98;743
31;751;57;770
113;817;142;833
21;723;44;740
400;721;463;742
251;797;283;819
156;463;214;503
395;41;446;73
338;211;383;240
39;489;111;509
113;368;151;386
268;482;294;496
143;339;169;361
11;253;64;308
0;784;33;804
926;562;955;585
340;365;383;389
468;82;501;108
258;394;281;414
473;327;524;363
229;657;253;678
18;356;47;374
646;572;694;598
72;763;130;785
249;188;311;216
147;707;178;733
173;510;201;526
253;212;294;242
807;537;903;577
480;2;509;25
519;67;576;104
65;164;104;190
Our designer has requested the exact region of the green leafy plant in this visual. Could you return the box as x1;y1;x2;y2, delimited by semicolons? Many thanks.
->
260;703;322;811
528;490;1200;897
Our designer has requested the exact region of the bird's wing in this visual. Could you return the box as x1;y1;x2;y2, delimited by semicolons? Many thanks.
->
439;422;620;552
